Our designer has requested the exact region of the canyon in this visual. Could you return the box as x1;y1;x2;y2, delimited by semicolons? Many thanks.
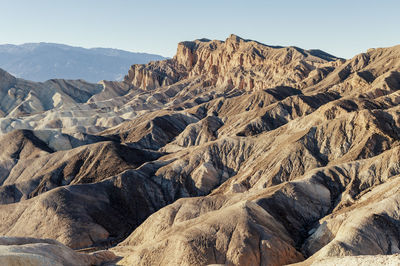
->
0;34;400;265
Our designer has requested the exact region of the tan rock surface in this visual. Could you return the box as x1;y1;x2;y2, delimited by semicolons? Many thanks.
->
309;254;400;266
0;237;117;266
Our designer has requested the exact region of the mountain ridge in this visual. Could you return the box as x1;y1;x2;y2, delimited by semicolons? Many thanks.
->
0;42;166;82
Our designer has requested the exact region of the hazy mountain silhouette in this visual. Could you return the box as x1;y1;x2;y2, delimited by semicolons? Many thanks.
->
0;43;166;82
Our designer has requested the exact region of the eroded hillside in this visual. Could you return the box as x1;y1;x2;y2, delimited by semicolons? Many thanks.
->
0;35;399;266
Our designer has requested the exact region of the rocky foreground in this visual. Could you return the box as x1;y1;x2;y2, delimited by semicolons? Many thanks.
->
0;35;400;265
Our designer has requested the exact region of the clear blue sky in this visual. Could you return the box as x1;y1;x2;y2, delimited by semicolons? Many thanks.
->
1;0;399;59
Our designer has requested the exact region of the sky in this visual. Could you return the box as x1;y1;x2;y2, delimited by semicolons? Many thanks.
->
1;0;399;59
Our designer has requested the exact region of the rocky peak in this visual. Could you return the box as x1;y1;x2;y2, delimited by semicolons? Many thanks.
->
0;68;16;91
125;35;340;91
175;41;198;68
227;33;242;42
225;34;244;50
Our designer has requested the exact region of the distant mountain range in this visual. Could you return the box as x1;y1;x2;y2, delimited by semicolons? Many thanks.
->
0;43;166;82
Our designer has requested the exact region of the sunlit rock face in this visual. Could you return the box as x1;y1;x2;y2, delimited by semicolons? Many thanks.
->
125;34;339;92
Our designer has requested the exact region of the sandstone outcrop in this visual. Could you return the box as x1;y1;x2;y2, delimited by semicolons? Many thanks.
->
125;35;339;92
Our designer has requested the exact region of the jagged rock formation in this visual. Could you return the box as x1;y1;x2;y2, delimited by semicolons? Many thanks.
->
1;35;400;265
125;34;339;92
